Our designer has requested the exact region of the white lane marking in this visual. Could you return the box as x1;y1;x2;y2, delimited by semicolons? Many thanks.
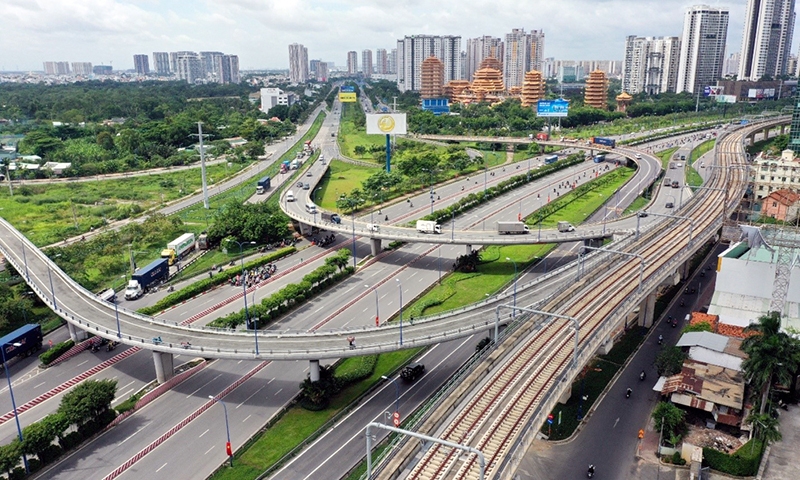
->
237;385;267;409
186;374;222;398
156;463;168;473
34;382;46;389
242;414;251;423
121;421;152;444
199;429;209;438
119;380;135;390
205;446;214;455
613;418;620;429
274;388;282;396
267;378;275;384
76;361;88;367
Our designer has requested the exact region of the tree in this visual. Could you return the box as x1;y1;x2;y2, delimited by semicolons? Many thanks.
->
0;441;21;476
745;411;781;449
21;419;58;461
654;346;687;376
652;401;686;444
682;321;713;333
741;312;800;415
59;379;117;427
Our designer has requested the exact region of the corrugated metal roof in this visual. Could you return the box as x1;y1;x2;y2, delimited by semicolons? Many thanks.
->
677;332;729;352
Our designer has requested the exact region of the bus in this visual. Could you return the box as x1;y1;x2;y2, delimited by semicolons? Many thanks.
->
544;155;558;164
593;154;606;163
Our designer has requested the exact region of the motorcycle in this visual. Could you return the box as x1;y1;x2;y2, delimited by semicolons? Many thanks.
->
626;388;632;399
680;299;685;307
639;370;646;381
587;465;595;478
90;344;100;353
658;334;663;345
106;341;118;352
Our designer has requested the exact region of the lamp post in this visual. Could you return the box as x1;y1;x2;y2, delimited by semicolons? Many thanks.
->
381;375;400;419
438;246;442;284
2;343;28;473
229;239;257;353
366;284;379;326
396;278;403;346
506;257;517;318
113;274;125;339
20;240;29;281
47;253;62;310
208;396;233;467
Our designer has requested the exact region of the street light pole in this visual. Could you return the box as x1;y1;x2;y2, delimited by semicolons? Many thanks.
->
47;254;61;310
2;343;28;473
396;278;403;345
506;257;518;318
231;240;257;353
366;284;379;326
381;375;400;416
208;396;233;467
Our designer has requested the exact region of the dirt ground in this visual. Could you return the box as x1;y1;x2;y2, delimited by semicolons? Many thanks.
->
683;424;747;454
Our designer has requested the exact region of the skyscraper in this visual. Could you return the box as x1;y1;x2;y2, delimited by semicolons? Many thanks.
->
215;55;240;84
362;49;373;78
347;51;358;75
466;36;503;81
153;52;171;75
200;51;224;78
176;52;202;84
622;36;681;94
503;28;545;89
676;5;729;94
71;62;93;76
738;0;796;81
389;49;397;74
43;62;70;75
133;54;150;76
396;35;461;92
376;49;388;74
288;43;309;83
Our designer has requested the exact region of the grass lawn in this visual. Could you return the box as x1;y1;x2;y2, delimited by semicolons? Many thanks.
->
337;103;384;160
210;348;421;480
623;196;650;215
316;160;381;212
686;167;704;187
658;147;678;170
0;162;246;246
689;139;715;166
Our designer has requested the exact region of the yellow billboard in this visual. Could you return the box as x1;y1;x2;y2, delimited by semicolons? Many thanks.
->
339;92;357;103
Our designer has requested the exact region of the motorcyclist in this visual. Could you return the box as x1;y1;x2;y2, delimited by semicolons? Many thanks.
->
658;334;663;344
626;388;632;398
588;464;595;476
640;370;646;380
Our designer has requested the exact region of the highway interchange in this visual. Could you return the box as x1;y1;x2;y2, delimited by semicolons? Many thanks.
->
0;101;783;479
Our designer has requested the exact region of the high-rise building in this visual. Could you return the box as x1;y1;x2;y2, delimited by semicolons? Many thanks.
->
723;52;741;76
739;0;796;81
676;5;729;94
153;52;171;75
71;62;93;76
622;36;681;94
347;51;358;75
310;59;321;77
584;70;608;109
389;49;398;74
376;49;388;74
215;54;239;84
503;28;545;89
200;51;224;78
176;52;202;84
43;61;70;75
396;35;461;92
787;88;800;154
317;62;329;82
288;43;309;83
362;50;373;78
420;56;445;99
466;36;503;81
133;54;150;76
93;65;112;75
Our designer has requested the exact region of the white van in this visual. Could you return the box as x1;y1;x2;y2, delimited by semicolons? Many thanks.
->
286;190;295;202
305;202;317;213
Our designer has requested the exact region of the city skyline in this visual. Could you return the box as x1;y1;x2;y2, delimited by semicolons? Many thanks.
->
0;0;785;72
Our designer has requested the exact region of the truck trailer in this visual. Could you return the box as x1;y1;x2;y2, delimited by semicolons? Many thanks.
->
125;258;169;300
497;221;530;234
0;325;43;364
590;137;616;148
416;220;442;234
161;233;196;265
256;176;271;194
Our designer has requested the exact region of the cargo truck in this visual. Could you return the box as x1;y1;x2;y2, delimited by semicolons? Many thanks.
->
497;221;529;234
590;137;616;148
161;233;196;266
256;176;271;194
321;212;342;224
197;233;209;250
0;325;43;364
557;221;576;232
416;220;442;234
125;258;169;300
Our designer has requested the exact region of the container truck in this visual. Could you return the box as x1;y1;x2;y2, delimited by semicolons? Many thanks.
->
256;176;271;194
497;221;530;234
322;212;342;224
161;233;196;266
590;137;616;148
557;221;576;232
416;220;442;234
0;325;43;364
125;258;169;300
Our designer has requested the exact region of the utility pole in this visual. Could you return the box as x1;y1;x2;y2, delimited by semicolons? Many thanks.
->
192;122;211;209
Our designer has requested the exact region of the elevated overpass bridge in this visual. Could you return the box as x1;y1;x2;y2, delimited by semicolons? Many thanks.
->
0;118;786;388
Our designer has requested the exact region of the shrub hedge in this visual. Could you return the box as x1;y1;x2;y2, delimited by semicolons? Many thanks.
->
703;439;763;476
138;246;295;315
39;340;75;365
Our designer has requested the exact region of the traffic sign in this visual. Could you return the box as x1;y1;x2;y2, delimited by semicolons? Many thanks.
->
547;414;554;424
226;441;232;456
393;411;401;426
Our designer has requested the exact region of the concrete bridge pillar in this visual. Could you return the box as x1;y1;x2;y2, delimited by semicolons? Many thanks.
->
747;133;755;146
558;383;572;404
583;238;604;249
296;221;314;237
781;125;787;135
680;259;691;280
599;336;614;355
466;244;472;255
762;127;770;141
153;351;174;384
309;359;320;382
639;292;657;328
67;322;86;342
370;238;382;257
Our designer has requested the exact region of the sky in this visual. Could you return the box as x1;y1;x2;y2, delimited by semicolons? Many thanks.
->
0;0;783;72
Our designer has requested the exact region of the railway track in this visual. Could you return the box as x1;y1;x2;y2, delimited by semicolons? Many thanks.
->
381;122;759;479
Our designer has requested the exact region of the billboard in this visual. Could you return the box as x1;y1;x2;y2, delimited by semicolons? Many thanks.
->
748;88;776;99
536;99;569;117
704;86;724;96
340;85;355;93
339;92;357;103
366;113;407;135
716;95;737;104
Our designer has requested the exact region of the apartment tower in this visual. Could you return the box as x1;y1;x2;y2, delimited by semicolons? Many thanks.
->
288;43;309;83
622;36;681;94
738;0;796;80
676;5;729;93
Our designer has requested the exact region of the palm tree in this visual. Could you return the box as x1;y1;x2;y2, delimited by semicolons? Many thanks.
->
745;412;782;454
741;312;800;415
